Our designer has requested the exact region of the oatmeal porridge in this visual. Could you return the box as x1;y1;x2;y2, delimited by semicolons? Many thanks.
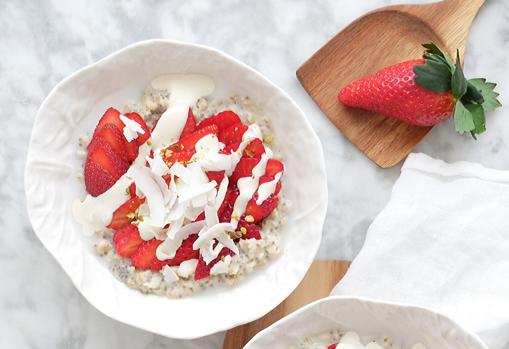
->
73;74;289;297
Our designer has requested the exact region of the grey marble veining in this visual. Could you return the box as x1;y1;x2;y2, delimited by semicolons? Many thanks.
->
1;0;508;348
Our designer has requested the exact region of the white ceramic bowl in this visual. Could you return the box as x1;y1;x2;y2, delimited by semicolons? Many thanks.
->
24;39;327;339
244;296;488;349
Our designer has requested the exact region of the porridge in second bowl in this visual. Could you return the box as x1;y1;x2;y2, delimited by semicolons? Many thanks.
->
290;330;426;349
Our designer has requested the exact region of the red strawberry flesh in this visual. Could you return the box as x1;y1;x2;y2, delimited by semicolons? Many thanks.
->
243;138;265;158
218;122;248;144
180;107;197;139
113;224;143;257
107;196;145;230
197;110;241;131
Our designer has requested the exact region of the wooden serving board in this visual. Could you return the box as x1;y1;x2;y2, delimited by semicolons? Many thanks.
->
223;260;350;349
297;0;485;168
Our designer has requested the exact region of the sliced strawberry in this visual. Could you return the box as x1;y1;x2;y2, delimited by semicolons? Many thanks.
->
162;149;195;167
124;138;139;162
222;142;240;154
87;138;129;179
218;122;248;144
244;194;279;223
124;112;150;145
194;247;234;280
84;160;117;197
265;159;284;177
243;138;265;158
328;344;338;349
128;182;137;198
179;107;197;139
217;186;239;223
197;110;241;131
113;224;143;257
164;234;200;266
107;196;145;230
238;221;261;240
88;124;128;162
172;124;218;152
130;239;164;271
206;171;225;185
259;175;282;195
230;157;260;184
93;107;124;138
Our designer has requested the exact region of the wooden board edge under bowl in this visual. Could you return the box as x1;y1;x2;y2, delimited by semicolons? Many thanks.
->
223;260;351;349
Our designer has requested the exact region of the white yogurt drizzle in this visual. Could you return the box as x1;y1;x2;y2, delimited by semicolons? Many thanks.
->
150;74;215;149
74;74;283;269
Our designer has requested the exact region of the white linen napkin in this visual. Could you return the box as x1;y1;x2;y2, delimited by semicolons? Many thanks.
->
332;153;509;349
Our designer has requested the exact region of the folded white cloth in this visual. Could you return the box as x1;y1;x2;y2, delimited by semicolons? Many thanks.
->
332;153;509;349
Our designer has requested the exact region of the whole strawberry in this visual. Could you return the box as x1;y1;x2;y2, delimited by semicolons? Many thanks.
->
338;43;501;137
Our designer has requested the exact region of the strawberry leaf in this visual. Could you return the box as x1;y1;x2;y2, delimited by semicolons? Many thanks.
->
413;59;451;92
422;43;454;70
466;103;486;137
467;78;502;112
453;100;475;135
463;81;485;105
451;51;467;99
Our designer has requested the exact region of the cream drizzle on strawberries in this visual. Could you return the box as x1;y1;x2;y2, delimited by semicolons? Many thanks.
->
74;74;284;281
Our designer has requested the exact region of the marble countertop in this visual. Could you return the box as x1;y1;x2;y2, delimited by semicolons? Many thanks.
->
2;0;508;348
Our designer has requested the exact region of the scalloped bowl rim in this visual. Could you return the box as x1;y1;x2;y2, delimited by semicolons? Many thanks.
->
24;39;327;339
244;296;489;349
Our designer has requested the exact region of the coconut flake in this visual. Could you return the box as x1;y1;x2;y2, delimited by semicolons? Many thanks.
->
214;176;229;211
147;152;170;177
193;222;239;264
210;255;232;275
169;162;192;183
201;240;225;265
162;265;179;284
156;221;206;260
177;181;217;203
137;218;165;241
128;166;166;227
177;259;199;278
120;114;145;142
194;133;221;154
204;205;219;227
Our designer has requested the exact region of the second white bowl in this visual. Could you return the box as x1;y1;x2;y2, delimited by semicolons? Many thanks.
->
244;296;488;349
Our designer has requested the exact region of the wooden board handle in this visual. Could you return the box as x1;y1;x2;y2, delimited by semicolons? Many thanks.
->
394;0;485;57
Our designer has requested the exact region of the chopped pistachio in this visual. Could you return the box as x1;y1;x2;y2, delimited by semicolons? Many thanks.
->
245;215;255;223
